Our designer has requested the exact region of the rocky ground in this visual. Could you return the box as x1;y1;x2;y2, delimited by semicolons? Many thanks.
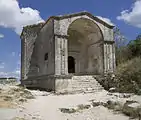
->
0;84;141;120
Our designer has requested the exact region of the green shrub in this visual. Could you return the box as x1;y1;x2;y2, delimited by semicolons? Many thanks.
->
97;57;141;94
116;46;132;65
115;57;141;94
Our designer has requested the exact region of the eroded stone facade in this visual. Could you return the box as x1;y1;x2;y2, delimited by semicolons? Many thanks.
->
21;12;115;93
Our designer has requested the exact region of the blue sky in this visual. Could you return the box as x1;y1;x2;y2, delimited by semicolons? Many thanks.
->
0;0;141;78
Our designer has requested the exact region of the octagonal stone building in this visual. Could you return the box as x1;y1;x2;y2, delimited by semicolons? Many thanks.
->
21;11;116;93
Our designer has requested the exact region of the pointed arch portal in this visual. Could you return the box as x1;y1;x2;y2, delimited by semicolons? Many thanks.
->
67;18;104;74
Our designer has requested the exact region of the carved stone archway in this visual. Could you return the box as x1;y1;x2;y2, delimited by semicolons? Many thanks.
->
67;18;104;75
54;13;115;75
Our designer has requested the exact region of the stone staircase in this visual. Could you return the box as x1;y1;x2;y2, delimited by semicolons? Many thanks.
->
68;75;104;93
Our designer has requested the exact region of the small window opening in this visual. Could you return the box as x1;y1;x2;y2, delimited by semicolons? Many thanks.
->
44;53;48;61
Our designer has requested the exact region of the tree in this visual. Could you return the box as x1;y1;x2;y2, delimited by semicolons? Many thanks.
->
136;34;141;40
114;27;128;48
114;27;131;65
128;34;141;57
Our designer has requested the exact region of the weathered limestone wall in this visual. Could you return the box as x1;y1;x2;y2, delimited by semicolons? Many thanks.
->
54;35;68;75
104;42;116;73
36;19;55;75
87;43;104;74
21;75;56;91
21;23;44;80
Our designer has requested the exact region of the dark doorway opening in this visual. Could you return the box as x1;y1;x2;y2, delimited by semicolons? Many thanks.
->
68;56;75;73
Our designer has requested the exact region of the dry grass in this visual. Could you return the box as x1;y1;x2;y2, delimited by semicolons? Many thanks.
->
0;99;15;108
0;86;34;108
11;117;26;120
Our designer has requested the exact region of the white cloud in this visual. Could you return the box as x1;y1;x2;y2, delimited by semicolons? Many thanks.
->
0;68;20;78
19;53;21;57
0;72;8;77
96;16;114;26
0;34;4;38
0;0;44;35
117;0;141;28
0;71;20;78
14;60;21;78
11;52;16;57
15;69;20;74
0;62;5;69
0;59;20;79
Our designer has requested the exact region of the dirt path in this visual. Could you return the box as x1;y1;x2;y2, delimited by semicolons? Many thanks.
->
16;90;131;120
0;86;140;120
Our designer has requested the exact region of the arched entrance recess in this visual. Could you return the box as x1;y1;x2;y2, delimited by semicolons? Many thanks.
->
67;18;104;75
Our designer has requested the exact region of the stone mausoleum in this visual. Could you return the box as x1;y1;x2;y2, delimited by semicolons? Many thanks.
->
21;11;116;93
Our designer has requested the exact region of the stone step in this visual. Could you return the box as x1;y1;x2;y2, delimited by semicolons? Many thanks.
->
71;84;99;86
71;82;101;84
71;85;103;89
71;82;102;86
69;89;102;93
72;77;95;79
67;75;104;93
71;86;103;89
71;87;103;90
71;80;98;83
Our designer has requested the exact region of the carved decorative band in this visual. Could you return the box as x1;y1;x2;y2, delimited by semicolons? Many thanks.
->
54;34;69;39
